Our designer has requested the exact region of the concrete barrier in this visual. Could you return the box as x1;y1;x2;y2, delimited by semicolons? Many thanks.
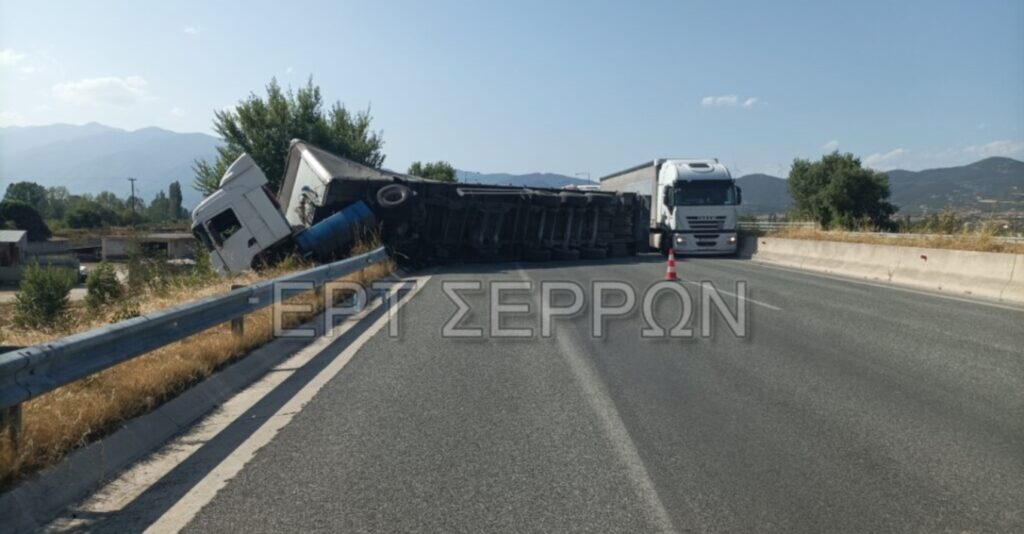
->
753;238;1024;304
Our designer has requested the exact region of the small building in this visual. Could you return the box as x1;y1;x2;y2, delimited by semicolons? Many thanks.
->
102;233;196;261
24;237;72;257
0;230;28;267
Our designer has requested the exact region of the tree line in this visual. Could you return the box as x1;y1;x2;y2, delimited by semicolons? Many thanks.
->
0;180;188;240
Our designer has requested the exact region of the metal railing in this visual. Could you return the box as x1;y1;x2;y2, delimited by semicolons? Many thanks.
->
738;220;817;231
0;247;388;444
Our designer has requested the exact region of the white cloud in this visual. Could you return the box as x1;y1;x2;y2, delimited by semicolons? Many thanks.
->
0;49;26;67
864;140;1024;171
864;148;908;169
285;66;294;74
52;76;153;106
962;139;1024;158
701;95;738;107
170;106;185;117
183;26;201;35
821;139;840;151
0;110;24;126
701;94;758;108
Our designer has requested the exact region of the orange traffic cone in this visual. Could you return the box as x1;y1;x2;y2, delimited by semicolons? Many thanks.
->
665;248;678;281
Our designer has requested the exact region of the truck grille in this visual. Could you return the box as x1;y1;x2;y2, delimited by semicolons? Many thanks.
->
686;216;727;231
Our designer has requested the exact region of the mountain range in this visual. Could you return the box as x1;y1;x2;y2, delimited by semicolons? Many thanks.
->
456;170;595;188
0;123;220;208
734;157;1024;215
1;123;1020;215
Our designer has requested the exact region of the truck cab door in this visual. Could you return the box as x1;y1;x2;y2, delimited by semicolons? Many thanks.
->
205;207;258;272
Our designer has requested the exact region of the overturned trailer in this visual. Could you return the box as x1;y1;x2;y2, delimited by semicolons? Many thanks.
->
191;140;649;273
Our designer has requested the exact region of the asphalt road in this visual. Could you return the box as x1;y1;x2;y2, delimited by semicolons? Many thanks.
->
71;255;1024;532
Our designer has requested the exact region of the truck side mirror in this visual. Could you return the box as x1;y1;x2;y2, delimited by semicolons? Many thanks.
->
735;186;743;205
662;186;674;208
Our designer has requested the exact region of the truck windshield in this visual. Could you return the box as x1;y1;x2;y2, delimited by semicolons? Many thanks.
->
674;181;737;206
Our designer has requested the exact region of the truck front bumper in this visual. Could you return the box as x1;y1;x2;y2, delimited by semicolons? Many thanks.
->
671;232;738;255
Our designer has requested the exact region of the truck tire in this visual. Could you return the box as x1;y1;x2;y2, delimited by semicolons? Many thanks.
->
377;184;412;208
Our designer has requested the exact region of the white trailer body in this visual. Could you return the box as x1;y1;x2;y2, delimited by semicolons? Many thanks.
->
600;159;742;255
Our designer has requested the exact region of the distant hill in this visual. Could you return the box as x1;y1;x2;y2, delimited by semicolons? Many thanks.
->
736;174;791;215
885;157;1024;214
457;170;593;189
733;157;1024;215
0;123;221;208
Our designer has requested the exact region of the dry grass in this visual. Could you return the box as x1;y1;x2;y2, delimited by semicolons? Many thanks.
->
0;247;394;489
766;227;1024;255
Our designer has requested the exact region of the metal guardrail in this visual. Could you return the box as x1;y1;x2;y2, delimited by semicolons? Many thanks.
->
738;221;817;230
0;247;388;428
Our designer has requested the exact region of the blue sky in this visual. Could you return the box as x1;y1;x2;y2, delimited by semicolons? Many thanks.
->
1;0;1022;177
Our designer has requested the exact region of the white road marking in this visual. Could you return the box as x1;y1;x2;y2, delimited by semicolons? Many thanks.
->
678;279;783;311
515;267;682;534
748;260;1024;313
45;274;430;533
142;275;430;533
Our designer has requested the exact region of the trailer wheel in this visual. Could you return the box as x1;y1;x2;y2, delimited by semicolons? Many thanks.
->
377;184;412;208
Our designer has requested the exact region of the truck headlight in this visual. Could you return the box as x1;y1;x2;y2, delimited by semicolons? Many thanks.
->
728;235;737;243
675;235;684;244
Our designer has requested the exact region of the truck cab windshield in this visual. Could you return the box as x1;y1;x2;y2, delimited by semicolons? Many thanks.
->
673;181;737;206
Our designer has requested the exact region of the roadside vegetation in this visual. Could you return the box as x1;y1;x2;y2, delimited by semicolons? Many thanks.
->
753;152;1024;254
0;239;393;489
759;224;1024;255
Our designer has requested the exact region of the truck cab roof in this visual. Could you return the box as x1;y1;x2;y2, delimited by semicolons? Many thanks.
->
661;159;732;182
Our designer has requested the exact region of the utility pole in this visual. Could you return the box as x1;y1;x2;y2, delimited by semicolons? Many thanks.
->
575;172;592;182
127;177;138;224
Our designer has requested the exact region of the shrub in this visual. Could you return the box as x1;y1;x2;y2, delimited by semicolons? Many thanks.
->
14;263;75;328
187;242;218;287
85;262;124;309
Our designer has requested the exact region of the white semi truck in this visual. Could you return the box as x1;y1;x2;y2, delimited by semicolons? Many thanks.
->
599;159;742;255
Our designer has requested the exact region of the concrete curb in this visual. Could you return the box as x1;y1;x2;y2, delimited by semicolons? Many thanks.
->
0;272;407;534
752;237;1024;304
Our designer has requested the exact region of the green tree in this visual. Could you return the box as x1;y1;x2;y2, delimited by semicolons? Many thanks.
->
788;152;897;230
4;181;49;215
147;190;171;222
168;181;185;219
46;186;71;220
408;161;456;182
94;191;126;213
0;200;52;241
193;77;386;196
65;201;123;228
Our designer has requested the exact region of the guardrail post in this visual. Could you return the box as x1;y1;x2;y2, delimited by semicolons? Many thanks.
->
1;404;21;451
231;283;245;338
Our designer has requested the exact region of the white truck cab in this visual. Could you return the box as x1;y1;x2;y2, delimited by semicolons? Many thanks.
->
190;155;293;273
600;158;742;255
